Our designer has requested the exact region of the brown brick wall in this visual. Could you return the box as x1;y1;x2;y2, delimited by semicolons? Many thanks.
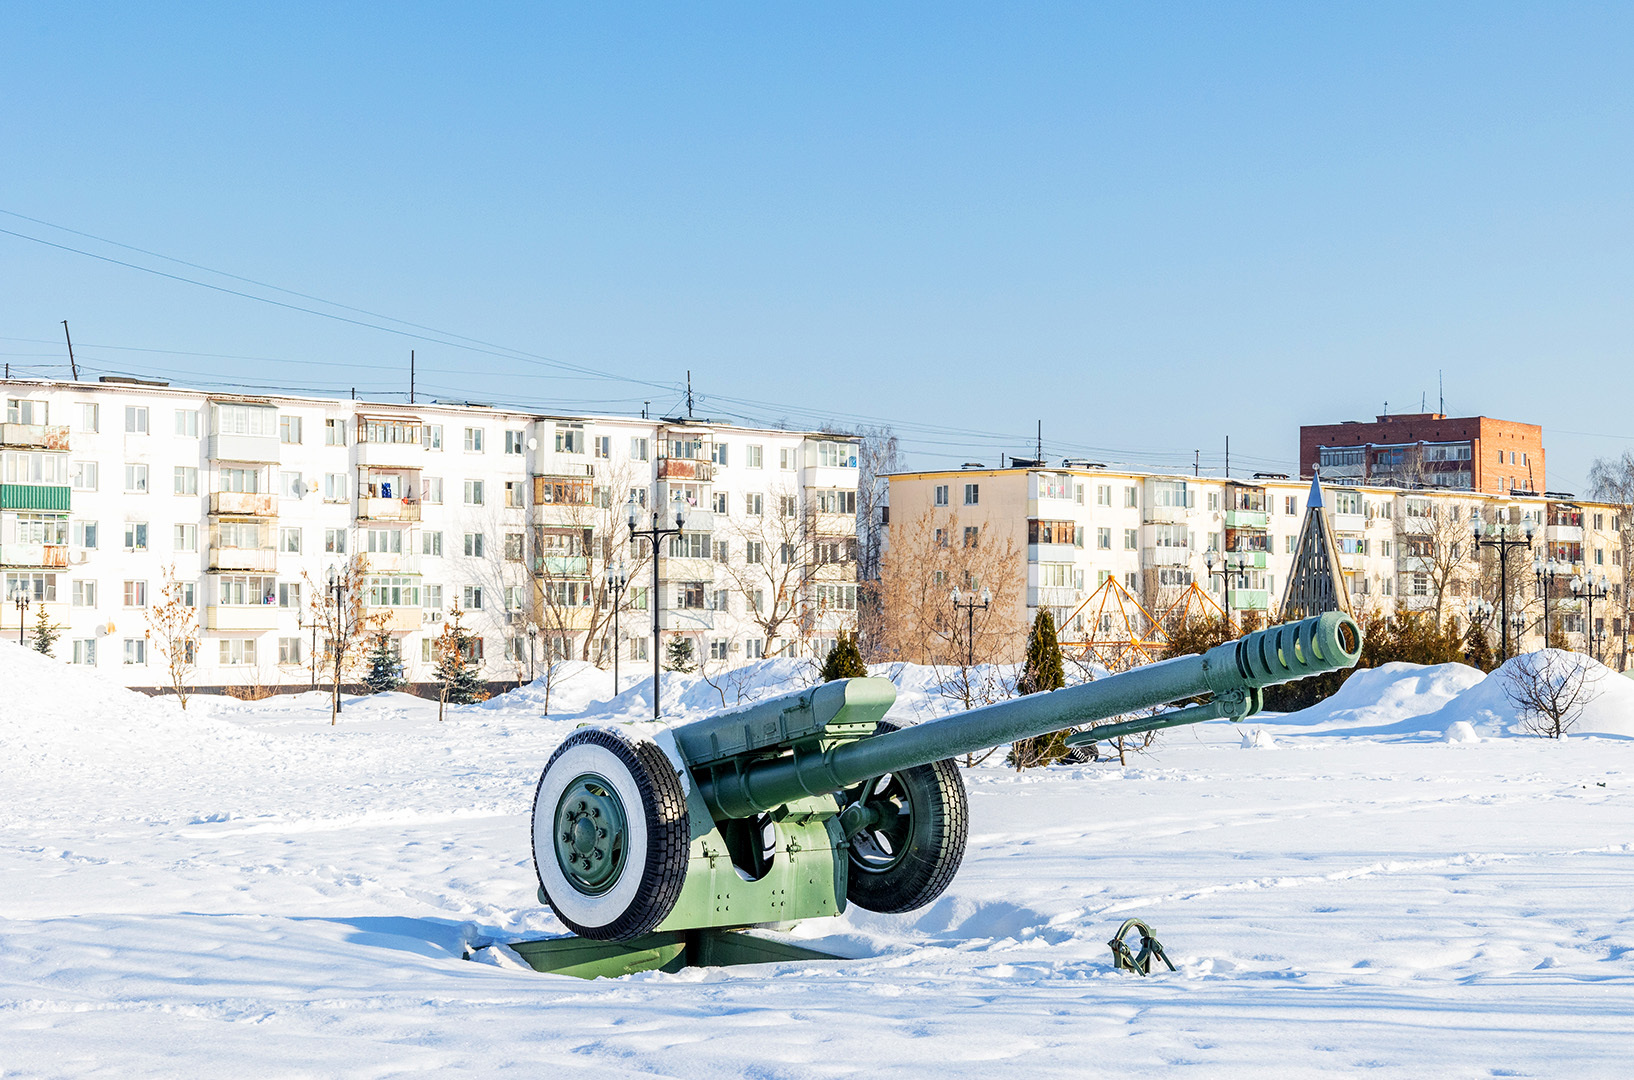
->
1299;413;1544;493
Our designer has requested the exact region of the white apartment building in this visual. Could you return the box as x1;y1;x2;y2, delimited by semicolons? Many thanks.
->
1;377;860;692
886;465;1627;658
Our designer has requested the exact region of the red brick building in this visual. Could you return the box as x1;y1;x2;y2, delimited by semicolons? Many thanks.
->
1299;414;1544;495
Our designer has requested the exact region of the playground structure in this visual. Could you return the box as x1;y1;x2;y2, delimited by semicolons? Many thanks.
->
1057;577;1231;671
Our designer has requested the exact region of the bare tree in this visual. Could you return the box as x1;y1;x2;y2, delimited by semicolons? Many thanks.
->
1502;649;1604;738
854;425;900;583
303;555;377;724
145;564;199;709
718;484;825;658
1588;452;1634;671
1398;499;1478;621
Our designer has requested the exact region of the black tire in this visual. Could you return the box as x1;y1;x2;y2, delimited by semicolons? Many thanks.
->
531;727;691;940
842;720;969;914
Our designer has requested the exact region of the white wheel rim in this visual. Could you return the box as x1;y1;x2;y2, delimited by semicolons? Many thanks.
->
533;741;652;931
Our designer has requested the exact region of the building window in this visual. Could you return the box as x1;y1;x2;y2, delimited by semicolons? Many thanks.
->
464;427;485;452
464;480;485;506
464;532;485;557
278;415;302;444
125;406;149;434
76;403;98;433
279;638;303;665
279;527;302;554
963;483;979;506
72;639;97;665
505;533;524;561
174;524;198;552
505;430;526;454
124;639;146;665
219;639;257;666
423;477;443;504
780;448;796;470
631;437;650;461
70;580;97;607
505;481;524;508
123;580;148;607
325;529;347;554
1124;486;1138;508
326;419;346;446
171;466;197;496
420;424;442;450
321;473;345;502
124;464;149;493
964;526;980;548
72;461;98;491
123;523;149;551
423;531;443;556
1285;495;1297;514
279;582;302;609
713;443;729;467
1124;528;1137;550
462;586;484;610
741;444;761;469
934;484;949;507
72;520;98;549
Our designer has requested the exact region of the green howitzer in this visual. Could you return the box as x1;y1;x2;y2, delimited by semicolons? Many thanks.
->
531;610;1362;943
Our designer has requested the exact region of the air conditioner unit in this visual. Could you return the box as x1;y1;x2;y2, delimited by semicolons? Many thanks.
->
72;552;88;564
423;610;443;623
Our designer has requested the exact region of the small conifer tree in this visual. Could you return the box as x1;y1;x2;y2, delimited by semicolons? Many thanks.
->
1464;620;1496;673
434;607;486;708
1010;609;1069;769
819;631;869;681
362;631;405;694
31;602;60;657
665;636;696;673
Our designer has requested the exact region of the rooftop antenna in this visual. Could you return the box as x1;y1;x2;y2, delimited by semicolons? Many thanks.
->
1194;450;1200;477
61;320;78;381
410;350;415;404
643;401;650;419
1036;420;1042;462
1225;435;1230;479
1439;370;1443;415
686;371;695;418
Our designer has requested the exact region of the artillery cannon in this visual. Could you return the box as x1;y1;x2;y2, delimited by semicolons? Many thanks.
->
527;611;1361;957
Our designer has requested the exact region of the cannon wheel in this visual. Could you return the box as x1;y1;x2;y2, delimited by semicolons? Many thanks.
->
842;720;969;914
531;727;690;940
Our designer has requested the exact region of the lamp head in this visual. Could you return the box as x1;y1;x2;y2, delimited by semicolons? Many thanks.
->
980;588;992;606
950;588;961;606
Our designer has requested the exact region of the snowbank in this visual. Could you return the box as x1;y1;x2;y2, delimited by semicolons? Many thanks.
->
1269;651;1634;739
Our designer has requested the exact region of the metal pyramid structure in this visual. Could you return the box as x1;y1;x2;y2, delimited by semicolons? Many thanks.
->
1058;576;1167;670
1279;476;1354;620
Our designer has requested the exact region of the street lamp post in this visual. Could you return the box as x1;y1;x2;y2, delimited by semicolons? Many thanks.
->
1571;571;1609;661
949;587;991;668
1204;548;1234;625
526;624;537;683
1473;517;1535;661
11;583;30;646
607;561;630;693
1533;554;1568;650
629;493;688;719
1466;597;1494;658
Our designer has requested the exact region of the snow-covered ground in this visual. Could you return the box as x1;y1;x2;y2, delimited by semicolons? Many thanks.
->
2;642;1631;1078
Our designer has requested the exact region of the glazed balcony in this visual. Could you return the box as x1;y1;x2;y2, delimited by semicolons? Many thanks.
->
656;457;714;482
209;492;277;517
0;423;69;450
364;606;422;633
533;554;591;578
358;496;421;522
1223;509;1270;529
206;605;281;631
0;542;68;568
208;546;278;572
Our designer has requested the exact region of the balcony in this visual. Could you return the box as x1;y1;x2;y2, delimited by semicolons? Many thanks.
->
1225;550;1267;570
533;554;591;578
365;606;422;633
658;556;715;582
1143;505;1189;524
657;608;714;631
1545;524;1584;544
657;458;714;482
358;496;422;522
1339;552;1367;571
0;484;71;511
360;551;416;573
207;432;280;463
1028;586;1082;609
1223;509;1270;529
209;492;277;517
1333;512;1366;532
0;423;69;450
0;543;68;568
1027;542;1078;564
206;605;282;631
1230;589;1270;611
1147;546;1191;566
209;546;278;572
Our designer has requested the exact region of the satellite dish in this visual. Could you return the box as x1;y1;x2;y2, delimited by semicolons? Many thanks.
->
527;437;538;450
294;480;309;498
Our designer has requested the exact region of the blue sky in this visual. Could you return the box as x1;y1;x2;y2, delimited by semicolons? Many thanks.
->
3;3;1632;489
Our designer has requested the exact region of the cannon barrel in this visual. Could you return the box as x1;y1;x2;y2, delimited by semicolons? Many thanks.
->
695;610;1361;818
